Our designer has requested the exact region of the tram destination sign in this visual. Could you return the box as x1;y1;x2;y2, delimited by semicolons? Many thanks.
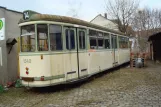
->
23;10;39;20
0;18;5;40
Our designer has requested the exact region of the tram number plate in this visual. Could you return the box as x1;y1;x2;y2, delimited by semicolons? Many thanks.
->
23;59;31;63
22;77;34;82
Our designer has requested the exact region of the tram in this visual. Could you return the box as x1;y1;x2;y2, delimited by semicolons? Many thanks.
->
19;10;130;87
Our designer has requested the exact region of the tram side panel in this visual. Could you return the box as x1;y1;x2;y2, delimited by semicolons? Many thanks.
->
20;55;52;87
99;50;113;71
114;50;119;64
88;51;99;75
50;54;66;84
88;50;114;76
118;49;130;64
64;52;78;81
78;52;88;77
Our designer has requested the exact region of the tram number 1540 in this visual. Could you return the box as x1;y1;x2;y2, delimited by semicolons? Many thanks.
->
23;59;31;63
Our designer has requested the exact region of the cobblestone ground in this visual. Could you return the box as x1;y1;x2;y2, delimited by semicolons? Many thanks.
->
1;61;161;107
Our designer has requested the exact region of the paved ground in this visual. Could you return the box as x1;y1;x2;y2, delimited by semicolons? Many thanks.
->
1;61;161;107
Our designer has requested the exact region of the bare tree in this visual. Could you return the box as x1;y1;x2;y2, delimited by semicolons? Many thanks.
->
105;0;140;35
132;7;161;52
133;8;161;36
67;0;82;18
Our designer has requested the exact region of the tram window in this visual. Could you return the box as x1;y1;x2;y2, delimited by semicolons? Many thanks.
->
111;35;117;49
119;36;128;48
104;33;110;38
114;35;118;49
114;36;117;49
98;39;104;49
98;32;103;37
66;29;75;50
104;33;110;37
105;39;110;49
21;25;35;52
79;31;85;49
37;24;48;51
49;25;62;51
89;30;97;37
90;37;97;49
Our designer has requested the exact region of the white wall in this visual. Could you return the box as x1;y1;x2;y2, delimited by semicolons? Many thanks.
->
91;15;119;31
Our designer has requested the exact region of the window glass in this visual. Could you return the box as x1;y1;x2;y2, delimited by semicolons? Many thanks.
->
49;25;62;51
89;30;97;37
105;39;110;49
104;33;110;49
66;29;75;50
111;35;117;49
98;39;104;49
104;33;110;37
114;35;118;49
89;30;97;49
37;24;48;51
21;25;35;52
90;37;97;49
79;31;85;49
119;36;128;48
70;30;75;49
98;32;103;38
111;35;114;49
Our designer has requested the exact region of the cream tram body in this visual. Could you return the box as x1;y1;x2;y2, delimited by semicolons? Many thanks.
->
19;11;130;87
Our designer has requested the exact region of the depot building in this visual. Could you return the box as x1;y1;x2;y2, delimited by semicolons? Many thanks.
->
0;6;22;85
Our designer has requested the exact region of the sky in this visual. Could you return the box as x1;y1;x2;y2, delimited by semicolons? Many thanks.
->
0;0;161;21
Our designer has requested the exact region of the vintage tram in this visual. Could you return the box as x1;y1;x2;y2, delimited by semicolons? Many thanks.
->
19;10;130;87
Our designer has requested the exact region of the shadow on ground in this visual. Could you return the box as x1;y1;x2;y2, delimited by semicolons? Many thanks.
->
29;62;130;93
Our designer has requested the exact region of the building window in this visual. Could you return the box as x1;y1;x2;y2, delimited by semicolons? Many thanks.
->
79;31;85;49
49;25;62;51
21;25;35;52
66;29;75;50
37;24;48;51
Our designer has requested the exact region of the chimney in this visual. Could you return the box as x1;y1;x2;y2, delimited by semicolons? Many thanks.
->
104;13;107;19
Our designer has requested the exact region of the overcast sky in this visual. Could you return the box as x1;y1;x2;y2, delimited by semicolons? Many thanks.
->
1;0;161;21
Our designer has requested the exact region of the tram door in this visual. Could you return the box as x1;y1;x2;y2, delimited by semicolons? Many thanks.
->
111;35;118;66
64;27;79;80
77;28;88;78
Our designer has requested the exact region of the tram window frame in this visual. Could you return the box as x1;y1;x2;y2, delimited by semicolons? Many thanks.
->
37;24;49;51
90;37;97;49
111;34;118;49
79;31;86;50
21;24;36;52
104;33;110;49
89;30;97;49
119;36;129;49
65;29;75;50
105;39;110;49
97;32;104;49
114;35;118;49
49;24;62;51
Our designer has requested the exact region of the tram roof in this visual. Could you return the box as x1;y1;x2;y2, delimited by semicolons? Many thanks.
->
19;10;125;35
